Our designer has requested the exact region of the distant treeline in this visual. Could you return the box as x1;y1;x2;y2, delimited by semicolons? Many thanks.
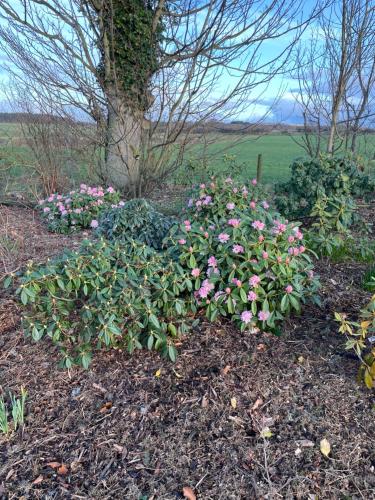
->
1;113;375;135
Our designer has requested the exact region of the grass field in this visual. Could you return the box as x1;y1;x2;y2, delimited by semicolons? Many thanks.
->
176;133;375;185
1;123;375;195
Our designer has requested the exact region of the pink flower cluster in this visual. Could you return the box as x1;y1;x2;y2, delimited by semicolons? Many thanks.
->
198;279;215;298
228;218;241;227
252;220;265;231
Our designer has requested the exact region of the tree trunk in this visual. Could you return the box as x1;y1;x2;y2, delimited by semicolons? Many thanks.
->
104;93;143;196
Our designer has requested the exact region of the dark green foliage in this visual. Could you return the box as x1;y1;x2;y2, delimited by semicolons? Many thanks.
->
14;239;195;368
275;155;375;218
96;198;175;250
95;0;163;110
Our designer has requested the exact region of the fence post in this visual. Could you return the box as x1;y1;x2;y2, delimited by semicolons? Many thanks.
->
256;153;263;183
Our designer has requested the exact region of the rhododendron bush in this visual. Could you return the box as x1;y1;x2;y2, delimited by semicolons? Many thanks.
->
169;177;320;333
8;176;320;367
12;239;196;367
38;184;123;233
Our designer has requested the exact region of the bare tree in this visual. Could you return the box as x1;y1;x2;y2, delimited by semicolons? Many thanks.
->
292;0;375;157
0;1;324;195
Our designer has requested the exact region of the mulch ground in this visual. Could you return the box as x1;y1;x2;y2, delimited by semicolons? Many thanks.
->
0;205;375;499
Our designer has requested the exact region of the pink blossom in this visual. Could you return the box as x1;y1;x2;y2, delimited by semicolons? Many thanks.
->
198;279;214;298
178;239;186;244
232;244;244;254
241;310;253;324
258;310;270;321
288;235;295;243
248;291;257;301
249;275;261;287
233;188;238;193
184;220;191;226
293;248;299;256
208;256;217;267
43;207;50;213
204;232;209;238
61;210;68;216
277;256;282;263
90;219;99;228
250;201;256;209
262;201;269;209
258;235;264;242
299;245;305;253
225;177;233;184
200;183;206;189
228;218;241;227
47;196;54;202
118;201;125;207
107;186;115;193
202;196;212;205
226;202;235;210
252;220;265;230
232;278;242;287
262;251;269;259
251;178;257;185
285;285;293;294
225;287;231;294
218;233;230;243
293;227;303;240
308;270;314;279
191;268;201;278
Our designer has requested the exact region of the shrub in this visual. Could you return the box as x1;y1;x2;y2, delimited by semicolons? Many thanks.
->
96;198;175;250
168;177;320;333
38;184;122;233
335;296;375;389
12;239;196;368
275;155;375;218
185;176;268;222
305;193;375;261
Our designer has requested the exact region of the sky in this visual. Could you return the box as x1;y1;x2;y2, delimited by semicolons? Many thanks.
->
0;1;321;125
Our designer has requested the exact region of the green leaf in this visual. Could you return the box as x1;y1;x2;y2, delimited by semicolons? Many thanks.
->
168;345;177;362
149;314;160;330
20;289;28;305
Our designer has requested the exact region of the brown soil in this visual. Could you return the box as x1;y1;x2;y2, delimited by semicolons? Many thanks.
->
0;206;375;500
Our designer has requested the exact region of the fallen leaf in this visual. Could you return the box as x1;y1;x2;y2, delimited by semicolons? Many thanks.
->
32;475;44;485
260;427;273;438
57;464;69;475
230;397;237;409
222;365;231;375
155;369;162;377
47;461;61;469
251;398;263;411
113;444;124;453
201;395;209;408
320;438;331;457
173;369;183;378
297;356;305;364
70;461;80;473
256;343;267;352
99;402;112;413
182;486;196;500
93;383;107;393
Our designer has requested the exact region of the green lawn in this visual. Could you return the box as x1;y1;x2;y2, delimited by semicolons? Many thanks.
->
174;133;375;185
1;122;374;195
